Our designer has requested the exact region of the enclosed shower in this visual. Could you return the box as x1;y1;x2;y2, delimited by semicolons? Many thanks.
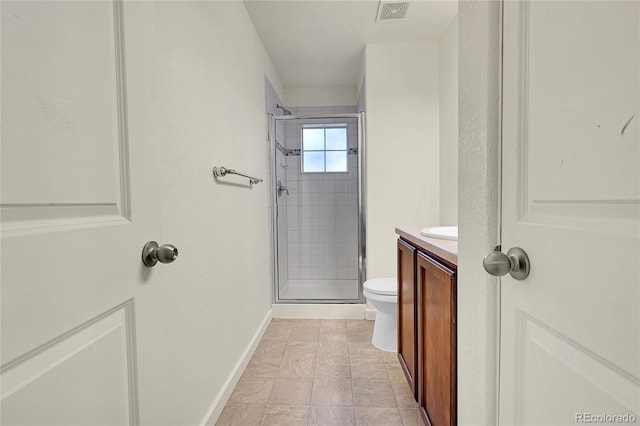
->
270;107;365;303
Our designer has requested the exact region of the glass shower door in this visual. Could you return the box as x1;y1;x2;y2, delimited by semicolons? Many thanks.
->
272;112;363;303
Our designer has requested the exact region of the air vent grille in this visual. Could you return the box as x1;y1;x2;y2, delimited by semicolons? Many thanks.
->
376;2;410;21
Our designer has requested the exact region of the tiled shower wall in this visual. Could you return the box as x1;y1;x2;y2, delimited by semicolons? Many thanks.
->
281;106;359;281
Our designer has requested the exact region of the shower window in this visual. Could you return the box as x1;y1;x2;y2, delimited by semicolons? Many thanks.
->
301;124;348;173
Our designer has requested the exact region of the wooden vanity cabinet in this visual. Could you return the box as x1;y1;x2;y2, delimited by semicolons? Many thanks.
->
397;239;418;396
397;237;457;426
417;251;456;426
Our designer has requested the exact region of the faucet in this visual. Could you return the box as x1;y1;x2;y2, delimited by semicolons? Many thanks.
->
277;180;289;197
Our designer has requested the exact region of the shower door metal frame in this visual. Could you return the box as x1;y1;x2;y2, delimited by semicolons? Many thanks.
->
269;112;367;304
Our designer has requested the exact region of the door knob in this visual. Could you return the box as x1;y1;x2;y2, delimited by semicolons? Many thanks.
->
142;241;178;267
483;246;530;280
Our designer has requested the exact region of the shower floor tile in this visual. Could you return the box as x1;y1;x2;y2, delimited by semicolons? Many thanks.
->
216;319;417;426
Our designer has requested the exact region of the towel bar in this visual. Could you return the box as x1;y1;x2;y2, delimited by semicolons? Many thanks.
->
212;166;263;185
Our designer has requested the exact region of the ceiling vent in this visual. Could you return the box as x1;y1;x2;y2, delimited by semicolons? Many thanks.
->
376;1;410;21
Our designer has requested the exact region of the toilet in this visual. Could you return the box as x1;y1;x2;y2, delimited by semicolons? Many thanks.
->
363;277;397;352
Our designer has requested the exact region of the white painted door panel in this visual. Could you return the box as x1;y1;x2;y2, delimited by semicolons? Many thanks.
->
1;2;161;424
1;305;135;426
500;1;639;425
2;1;120;206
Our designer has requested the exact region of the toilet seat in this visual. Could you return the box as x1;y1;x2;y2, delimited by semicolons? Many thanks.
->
363;277;397;296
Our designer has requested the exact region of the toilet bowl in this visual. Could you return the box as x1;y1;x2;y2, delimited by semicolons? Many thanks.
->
363;277;397;352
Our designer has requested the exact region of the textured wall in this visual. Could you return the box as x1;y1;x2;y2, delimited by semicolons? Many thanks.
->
365;42;440;278
284;87;358;107
144;2;282;424
458;1;501;424
439;16;459;226
357;77;366;113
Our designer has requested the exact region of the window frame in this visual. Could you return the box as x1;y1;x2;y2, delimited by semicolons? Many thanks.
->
300;123;349;174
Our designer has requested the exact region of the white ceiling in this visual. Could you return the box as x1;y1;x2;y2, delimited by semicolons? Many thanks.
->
243;0;458;88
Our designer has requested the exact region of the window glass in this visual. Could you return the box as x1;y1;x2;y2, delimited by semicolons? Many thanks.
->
302;128;324;151
325;128;347;150
325;151;347;172
303;151;325;173
301;124;348;173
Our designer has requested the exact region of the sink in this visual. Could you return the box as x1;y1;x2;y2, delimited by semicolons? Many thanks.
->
420;226;458;241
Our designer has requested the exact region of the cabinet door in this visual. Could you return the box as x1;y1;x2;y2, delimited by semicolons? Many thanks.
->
417;252;457;426
397;239;417;396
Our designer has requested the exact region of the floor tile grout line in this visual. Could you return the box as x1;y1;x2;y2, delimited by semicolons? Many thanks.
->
223;319;402;425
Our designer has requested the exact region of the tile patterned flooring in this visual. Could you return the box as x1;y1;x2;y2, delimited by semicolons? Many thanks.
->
215;319;421;426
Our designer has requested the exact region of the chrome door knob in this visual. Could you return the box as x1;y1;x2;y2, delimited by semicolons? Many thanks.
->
483;246;530;280
483;249;512;276
142;241;178;267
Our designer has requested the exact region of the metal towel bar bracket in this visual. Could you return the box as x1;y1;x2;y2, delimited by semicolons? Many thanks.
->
213;166;263;185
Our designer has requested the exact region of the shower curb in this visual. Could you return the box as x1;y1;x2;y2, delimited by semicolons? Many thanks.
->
272;303;367;319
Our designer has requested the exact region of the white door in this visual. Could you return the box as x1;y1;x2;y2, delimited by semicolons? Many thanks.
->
1;2;164;424
499;1;639;424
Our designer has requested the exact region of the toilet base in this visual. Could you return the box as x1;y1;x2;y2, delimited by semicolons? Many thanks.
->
370;303;397;352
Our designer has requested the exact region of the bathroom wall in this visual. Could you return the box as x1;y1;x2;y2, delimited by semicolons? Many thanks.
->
364;42;440;278
458;1;501;424
357;77;366;113
281;106;359;284
148;2;283;424
439;16;459;225
284;87;357;107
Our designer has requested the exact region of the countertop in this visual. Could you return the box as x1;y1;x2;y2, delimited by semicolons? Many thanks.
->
395;227;458;266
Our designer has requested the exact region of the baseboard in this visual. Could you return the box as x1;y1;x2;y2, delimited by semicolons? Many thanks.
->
199;309;273;426
365;306;377;321
272;303;366;319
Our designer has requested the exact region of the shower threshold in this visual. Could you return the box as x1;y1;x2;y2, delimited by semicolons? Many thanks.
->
279;279;359;301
